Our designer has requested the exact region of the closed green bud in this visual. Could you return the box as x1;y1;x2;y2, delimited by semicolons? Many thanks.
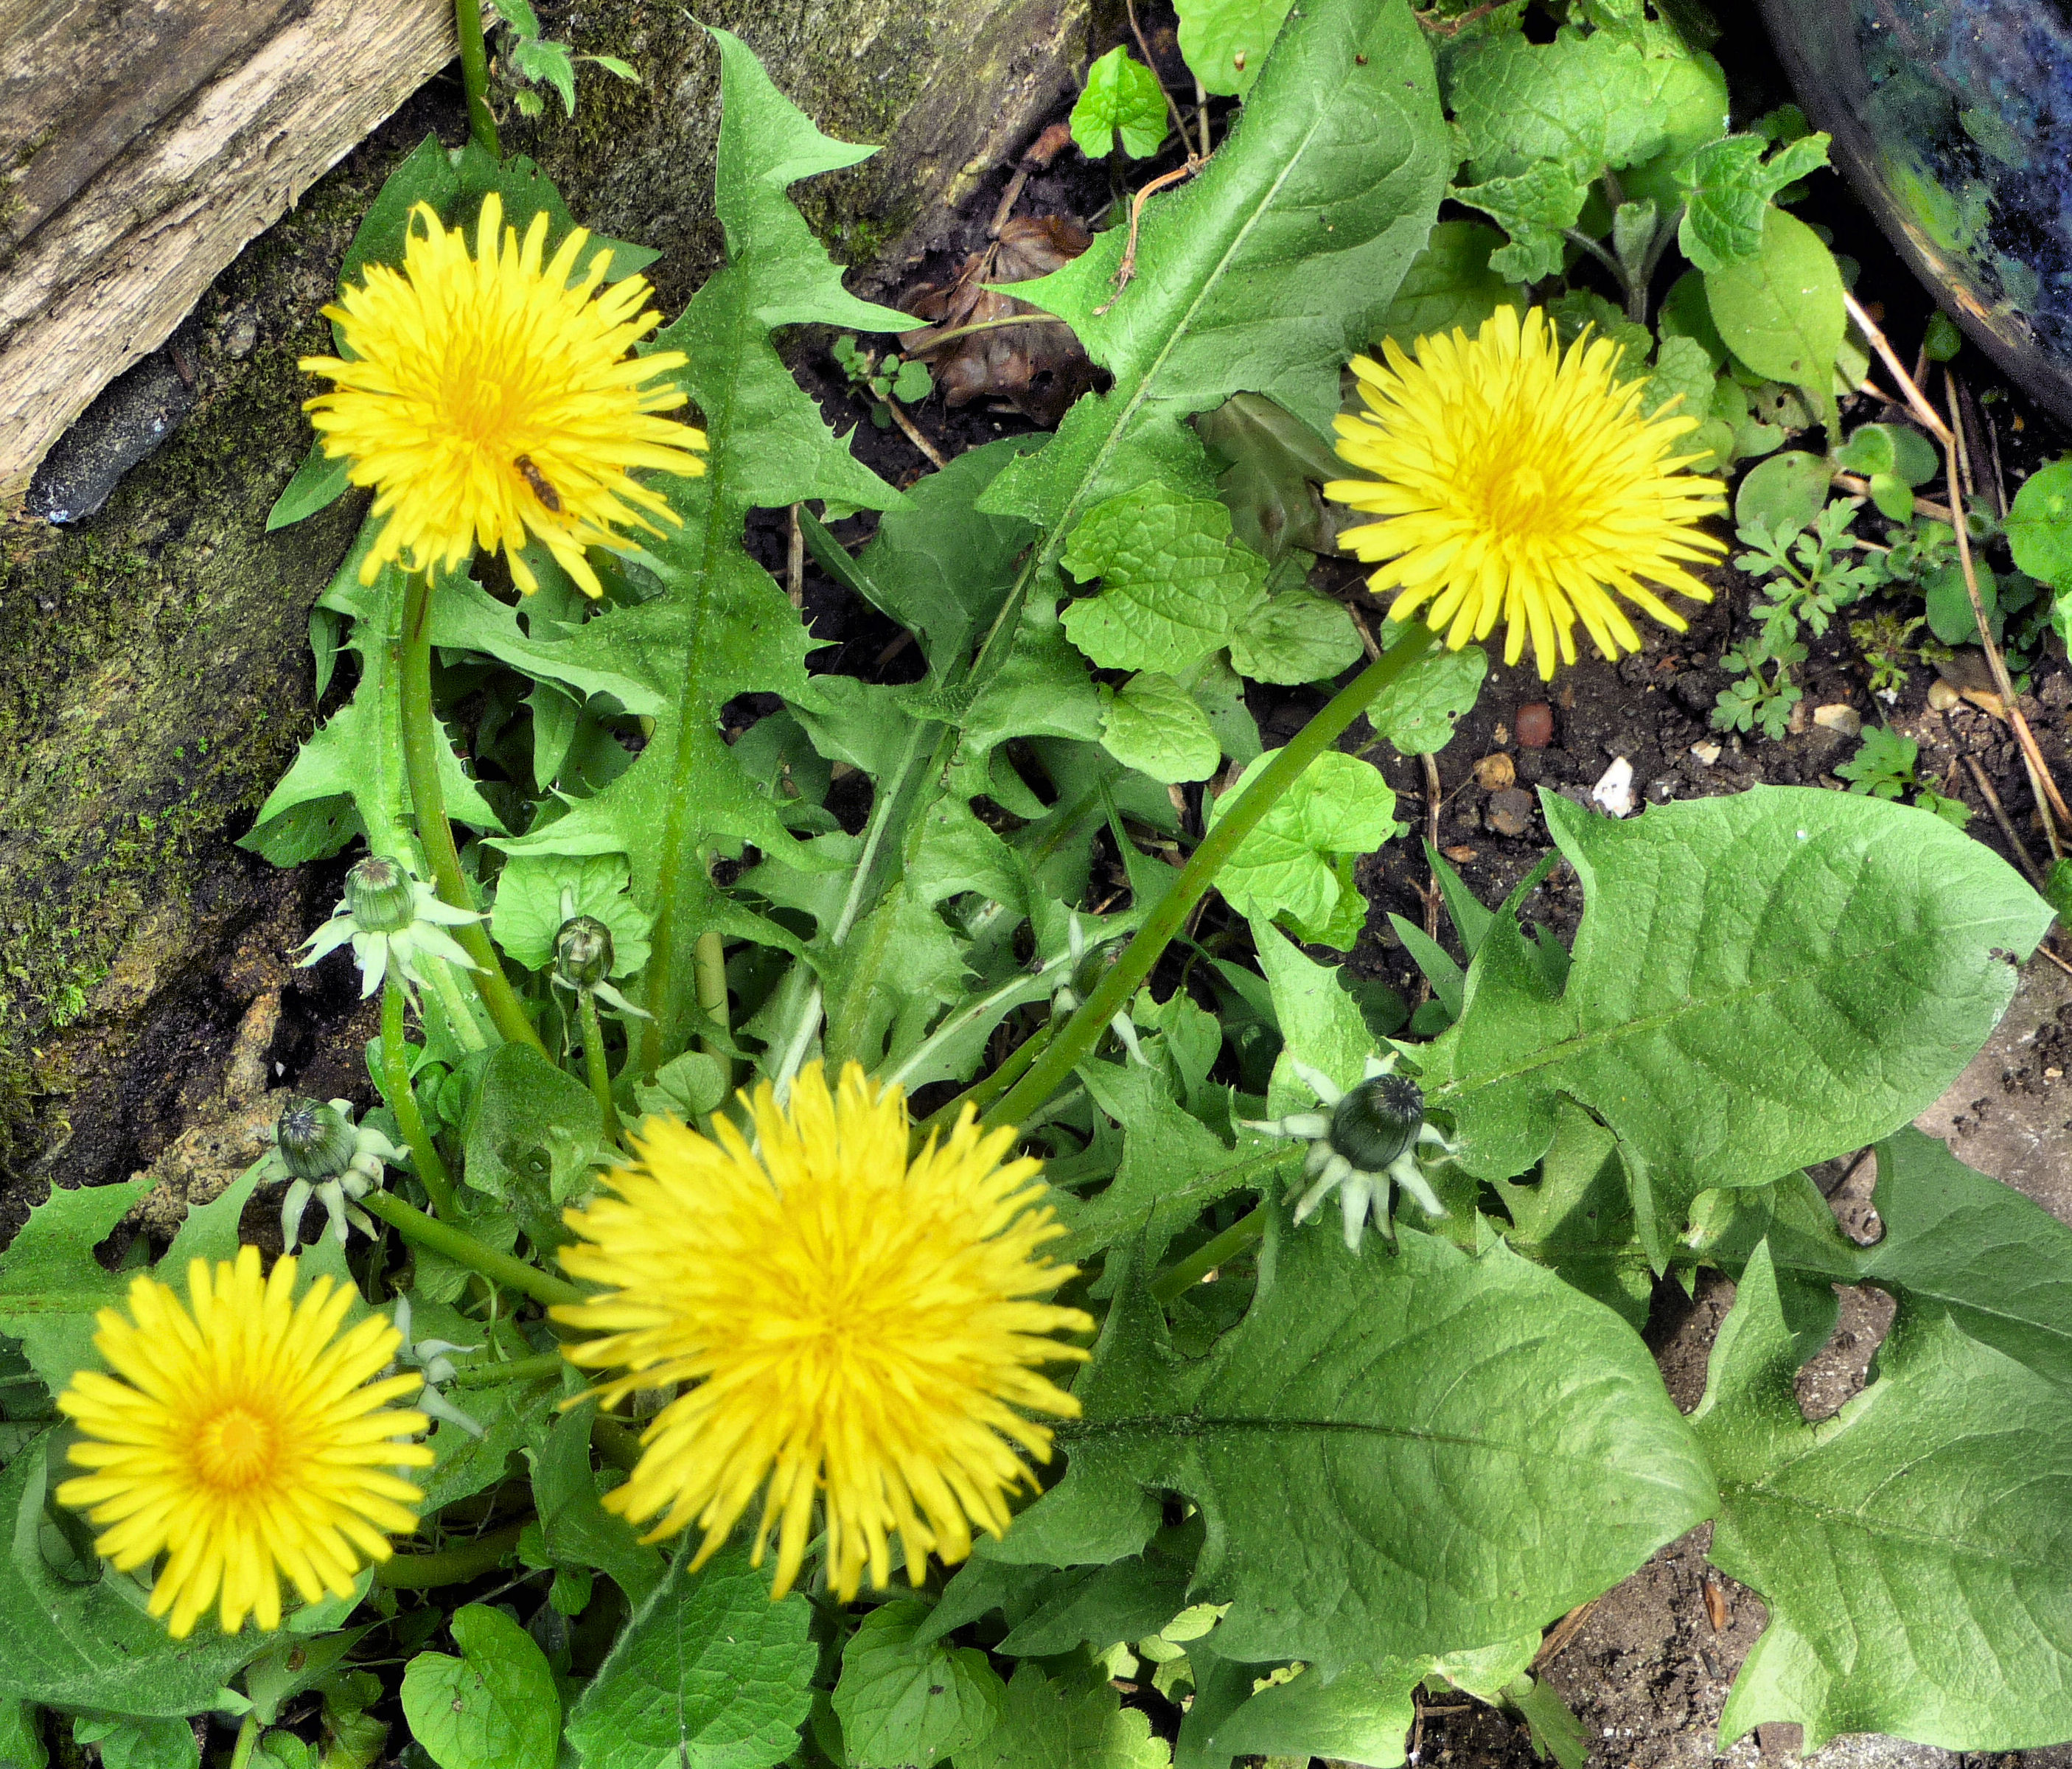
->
344;856;416;934
275;1098;359;1182
1328;1073;1424;1173
556;915;614;988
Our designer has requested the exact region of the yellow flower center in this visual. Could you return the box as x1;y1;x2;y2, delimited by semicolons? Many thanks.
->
194;1401;281;1492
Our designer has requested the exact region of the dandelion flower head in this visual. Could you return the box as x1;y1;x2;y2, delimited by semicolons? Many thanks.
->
301;192;706;596
555;1060;1093;1601
56;1246;433;1639
1328;304;1726;679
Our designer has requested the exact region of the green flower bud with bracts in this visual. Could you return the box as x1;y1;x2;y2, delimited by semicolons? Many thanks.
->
548;893;652;1021
299;854;484;1005
1243;1051;1456;1252
266;1095;403;1248
388;1297;485;1439
1050;910;1147;1067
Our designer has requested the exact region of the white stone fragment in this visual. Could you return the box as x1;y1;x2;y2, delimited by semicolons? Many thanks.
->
1591;755;1636;817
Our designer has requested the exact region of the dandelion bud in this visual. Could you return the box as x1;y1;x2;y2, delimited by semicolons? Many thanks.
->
344;856;416;934
275;1098;360;1182
556;915;614;988
1328;1073;1424;1173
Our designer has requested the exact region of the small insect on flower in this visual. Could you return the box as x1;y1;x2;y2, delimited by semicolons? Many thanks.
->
1328;305;1727;680
55;1246;433;1639
300;191;707;596
554;1060;1093;1602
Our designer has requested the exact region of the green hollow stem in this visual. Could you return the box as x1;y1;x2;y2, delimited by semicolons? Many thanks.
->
454;0;500;157
915;1019;1054;1143
1148;1206;1265;1304
987;623;1437;1131
591;1414;643;1473
577;990;625;1147
400;573;545;1056
377;1521;524;1589
382;980;460;1220
228;1715;262;1769
693;928;730;1077
446;1349;567;1388
360;1190;585;1309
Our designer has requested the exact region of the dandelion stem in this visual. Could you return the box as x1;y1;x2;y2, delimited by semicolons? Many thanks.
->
455;0;500;158
693;927;730;1081
400;571;546;1056
445;1350;566;1388
375;1521;525;1588
986;623;1437;1131
229;1715;262;1769
1148;1206;1264;1303
915;1018;1054;1142
578;988;625;1148
382;980;461;1220
360;1190;585;1309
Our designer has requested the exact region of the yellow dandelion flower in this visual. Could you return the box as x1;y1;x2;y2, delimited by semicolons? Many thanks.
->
55;1246;433;1639
554;1060;1094;1602
1327;304;1728;680
300;192;706;596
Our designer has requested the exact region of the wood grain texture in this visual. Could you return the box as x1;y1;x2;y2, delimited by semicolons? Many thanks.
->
0;0;481;506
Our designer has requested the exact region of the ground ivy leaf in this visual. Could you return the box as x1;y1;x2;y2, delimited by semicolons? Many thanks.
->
1100;675;1221;784
953;1661;1170;1769
565;1541;815;1769
1061;484;1269;676
1448;29;1667;184
1418;788;2050;1261
1013;1218;1715;1676
1676;133;1831;275
1207;750;1399;946
1698;1243;2072;1751
401;1605;559;1769
1367;639;1487;755
833;1601;1008;1769
491;851;650;975
1176;0;1293;97
1072;48;1168;158
1228;587;1363;685
0;1439;265;1715
1702;208;1843;408
1448;163;1587;285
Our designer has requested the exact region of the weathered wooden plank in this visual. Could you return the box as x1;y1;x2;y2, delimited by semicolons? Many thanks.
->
0;0;481;506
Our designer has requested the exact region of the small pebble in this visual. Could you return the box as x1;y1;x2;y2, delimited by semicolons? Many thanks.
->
223;310;258;359
1813;704;1862;737
1928;678;1963;713
1690;741;1722;766
1443;844;1478;862
1591;756;1636;817
1472;753;1515;791
1485;786;1535;837
1515;702;1554;747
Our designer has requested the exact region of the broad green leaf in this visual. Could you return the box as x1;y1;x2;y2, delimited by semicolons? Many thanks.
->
1733;449;1829;536
1009;1219;1715;1675
1061;484;1269;676
1370;220;1523;350
1491;1100;1650;1330
461;1044;604;1227
0;1177;151;1395
1418;788;2050;1260
1250;918;1374;1111
527;1407;664;1608
490;851;651;975
1195;394;1342;565
565;1541;815;1769
1176;0;1291;97
1206;1664;1417;1768
1450;163;1587;284
1364;641;1485;756
401;1605;559;1769
1698;1243;2072;1751
70;1717;196;1769
1054;1061;1284;1271
833;1601;1007;1769
952;1662;1168;1769
995;1526;1200;1655
1676;133;1831;274
980;0;1447;546
1207;750;1399;946
2006;456;2072;588
1642;333;1716;422
1100;675;1221;784
1071;49;1168;158
1229;587;1364;685
1703;209;1843;411
487;29;908;1052
0;1440;265;1714
0;1700;43;1769
1447;29;1669;184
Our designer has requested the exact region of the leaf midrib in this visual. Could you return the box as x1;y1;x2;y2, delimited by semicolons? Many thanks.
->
1722;1476;2072;1575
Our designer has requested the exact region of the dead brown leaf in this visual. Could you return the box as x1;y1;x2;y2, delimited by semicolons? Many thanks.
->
900;215;1098;426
